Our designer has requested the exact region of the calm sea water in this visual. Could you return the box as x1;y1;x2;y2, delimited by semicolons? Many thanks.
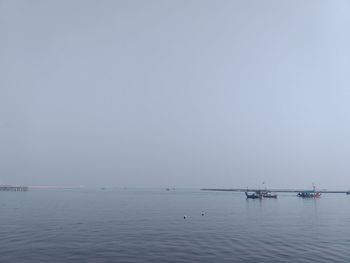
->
1;188;350;262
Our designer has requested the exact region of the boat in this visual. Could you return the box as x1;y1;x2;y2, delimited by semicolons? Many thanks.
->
245;192;262;199
262;191;277;198
297;192;321;198
297;184;321;198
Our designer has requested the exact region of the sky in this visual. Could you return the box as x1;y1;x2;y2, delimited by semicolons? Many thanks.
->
1;0;350;189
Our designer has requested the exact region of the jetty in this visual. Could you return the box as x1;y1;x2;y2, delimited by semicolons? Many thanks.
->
0;185;28;191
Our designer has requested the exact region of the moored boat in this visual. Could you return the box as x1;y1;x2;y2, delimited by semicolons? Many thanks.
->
245;192;262;199
297;192;321;198
262;191;277;198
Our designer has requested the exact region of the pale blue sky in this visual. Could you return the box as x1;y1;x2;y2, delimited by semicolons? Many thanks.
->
1;0;350;189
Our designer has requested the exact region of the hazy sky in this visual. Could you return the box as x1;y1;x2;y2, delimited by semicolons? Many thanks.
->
1;0;350;189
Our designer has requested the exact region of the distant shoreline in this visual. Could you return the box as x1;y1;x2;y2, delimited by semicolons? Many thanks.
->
28;186;82;189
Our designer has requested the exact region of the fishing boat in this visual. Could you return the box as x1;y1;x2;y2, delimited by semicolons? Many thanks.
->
262;191;277;198
297;192;321;198
245;192;262;199
297;184;321;198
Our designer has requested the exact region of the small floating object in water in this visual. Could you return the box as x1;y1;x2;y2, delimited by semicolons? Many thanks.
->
201;212;205;216
184;215;187;219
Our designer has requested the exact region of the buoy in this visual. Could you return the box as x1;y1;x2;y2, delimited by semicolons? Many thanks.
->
184;215;187;219
201;212;204;216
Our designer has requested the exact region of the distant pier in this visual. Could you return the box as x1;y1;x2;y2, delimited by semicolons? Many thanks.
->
0;185;28;191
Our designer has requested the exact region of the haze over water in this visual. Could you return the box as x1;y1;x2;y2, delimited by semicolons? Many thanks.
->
1;0;350;189
2;1;350;262
1;189;350;262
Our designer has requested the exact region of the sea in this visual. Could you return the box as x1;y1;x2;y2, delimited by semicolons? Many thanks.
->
1;188;350;262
